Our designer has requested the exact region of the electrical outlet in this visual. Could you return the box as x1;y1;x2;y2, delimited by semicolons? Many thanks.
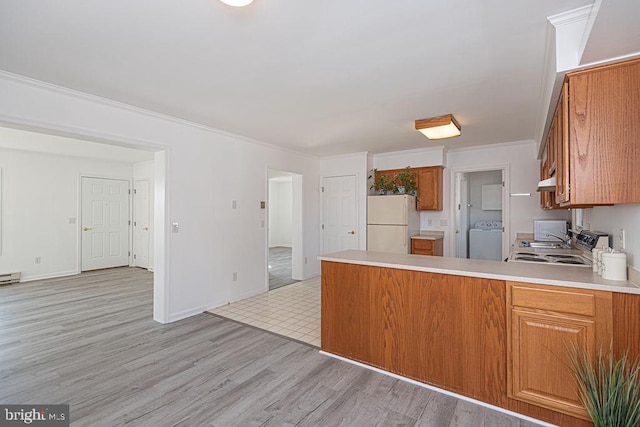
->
35;256;41;264
232;200;237;209
305;257;308;264
619;229;626;250
232;272;237;282
427;218;433;227
68;217;76;224
440;219;448;227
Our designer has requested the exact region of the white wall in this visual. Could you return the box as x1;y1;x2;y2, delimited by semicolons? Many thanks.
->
583;204;640;270
373;146;447;170
468;170;503;227
319;152;369;251
0;147;133;281
268;178;293;247
0;73;320;323
134;160;154;270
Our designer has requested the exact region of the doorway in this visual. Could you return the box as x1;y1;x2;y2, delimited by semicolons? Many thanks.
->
81;177;131;271
267;169;303;290
453;167;508;261
321;175;358;253
0;125;167;322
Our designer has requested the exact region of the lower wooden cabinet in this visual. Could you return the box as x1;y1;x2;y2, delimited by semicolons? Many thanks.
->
321;262;619;426
507;282;613;420
410;238;443;256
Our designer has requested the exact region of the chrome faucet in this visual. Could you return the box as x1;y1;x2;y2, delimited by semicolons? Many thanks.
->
546;232;571;246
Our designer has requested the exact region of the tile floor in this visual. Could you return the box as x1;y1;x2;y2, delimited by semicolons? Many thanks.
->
208;276;321;347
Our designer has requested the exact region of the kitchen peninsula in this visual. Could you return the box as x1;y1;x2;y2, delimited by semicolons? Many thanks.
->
319;250;640;426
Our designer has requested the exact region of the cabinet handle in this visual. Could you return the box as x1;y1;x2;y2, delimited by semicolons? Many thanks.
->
347;230;355;235
82;227;92;231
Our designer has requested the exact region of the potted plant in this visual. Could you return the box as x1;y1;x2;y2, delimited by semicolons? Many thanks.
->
368;169;395;194
568;343;640;427
394;166;418;195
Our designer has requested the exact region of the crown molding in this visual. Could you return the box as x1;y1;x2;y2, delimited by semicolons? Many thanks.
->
0;70;318;160
372;145;446;159
447;139;535;154
547;4;593;27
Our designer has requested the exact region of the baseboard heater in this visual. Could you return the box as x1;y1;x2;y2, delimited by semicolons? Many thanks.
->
0;272;21;285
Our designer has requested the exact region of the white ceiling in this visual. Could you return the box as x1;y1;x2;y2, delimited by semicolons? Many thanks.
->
0;0;637;157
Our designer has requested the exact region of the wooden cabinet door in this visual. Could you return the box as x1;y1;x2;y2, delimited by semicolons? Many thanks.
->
417;166;443;211
556;82;570;204
567;58;640;205
411;238;443;256
511;309;592;419
507;282;613;421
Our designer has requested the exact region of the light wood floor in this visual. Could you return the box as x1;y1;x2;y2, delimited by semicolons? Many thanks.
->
268;246;299;290
0;268;542;426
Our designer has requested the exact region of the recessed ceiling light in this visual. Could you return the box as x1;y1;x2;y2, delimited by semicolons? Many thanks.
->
415;114;461;140
219;0;254;7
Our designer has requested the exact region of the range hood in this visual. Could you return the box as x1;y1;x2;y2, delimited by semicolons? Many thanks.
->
537;176;556;192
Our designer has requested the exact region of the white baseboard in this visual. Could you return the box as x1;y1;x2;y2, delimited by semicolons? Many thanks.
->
301;271;320;281
319;351;554;427
20;270;79;283
168;305;211;323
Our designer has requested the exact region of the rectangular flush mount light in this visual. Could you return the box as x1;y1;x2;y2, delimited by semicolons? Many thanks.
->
415;114;461;139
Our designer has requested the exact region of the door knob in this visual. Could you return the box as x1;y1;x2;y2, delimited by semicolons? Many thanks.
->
142;227;149;231
82;227;92;231
348;230;355;235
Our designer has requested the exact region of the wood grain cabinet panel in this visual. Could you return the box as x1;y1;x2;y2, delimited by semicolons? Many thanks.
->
321;262;371;363
567;58;640;205
507;282;613;421
321;262;609;426
542;57;640;207
416;167;443;211
410;238;443;256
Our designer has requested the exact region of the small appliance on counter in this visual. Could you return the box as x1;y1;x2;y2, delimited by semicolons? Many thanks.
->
533;220;568;242
574;230;610;251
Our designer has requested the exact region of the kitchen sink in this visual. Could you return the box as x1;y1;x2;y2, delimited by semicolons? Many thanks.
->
519;241;570;249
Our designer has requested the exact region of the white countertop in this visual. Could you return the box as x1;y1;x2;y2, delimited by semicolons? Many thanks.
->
410;231;444;240
318;250;640;295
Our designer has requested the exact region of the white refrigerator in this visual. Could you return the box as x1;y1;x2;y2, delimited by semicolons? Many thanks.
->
367;195;420;254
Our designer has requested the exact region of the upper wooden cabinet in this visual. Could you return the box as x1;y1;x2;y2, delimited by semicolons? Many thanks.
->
374;166;443;211
416;166;443;210
542;58;640;207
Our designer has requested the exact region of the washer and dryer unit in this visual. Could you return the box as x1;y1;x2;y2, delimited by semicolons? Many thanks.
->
469;221;502;261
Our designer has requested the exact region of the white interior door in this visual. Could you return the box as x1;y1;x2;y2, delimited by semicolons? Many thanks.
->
322;175;357;253
81;177;130;271
133;179;150;269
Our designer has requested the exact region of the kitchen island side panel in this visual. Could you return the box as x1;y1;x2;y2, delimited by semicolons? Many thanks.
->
320;260;593;427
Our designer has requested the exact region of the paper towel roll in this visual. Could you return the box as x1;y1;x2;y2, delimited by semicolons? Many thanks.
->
601;251;627;281
592;248;604;273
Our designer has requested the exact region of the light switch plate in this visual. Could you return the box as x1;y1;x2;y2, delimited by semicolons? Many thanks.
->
172;222;179;233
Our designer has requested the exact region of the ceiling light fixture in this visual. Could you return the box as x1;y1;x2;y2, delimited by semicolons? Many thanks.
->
415;114;461;140
219;0;254;7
